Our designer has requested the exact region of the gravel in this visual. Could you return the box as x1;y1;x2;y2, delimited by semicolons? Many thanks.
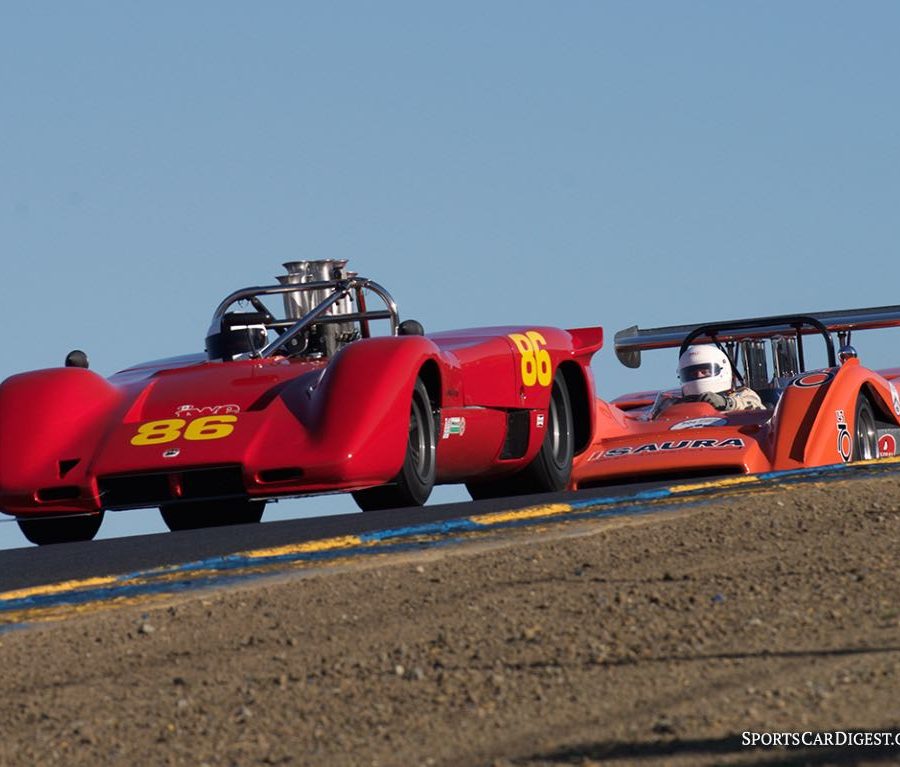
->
0;477;898;766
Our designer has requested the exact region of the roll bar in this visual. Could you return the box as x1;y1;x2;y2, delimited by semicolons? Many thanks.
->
211;277;399;359
678;316;835;371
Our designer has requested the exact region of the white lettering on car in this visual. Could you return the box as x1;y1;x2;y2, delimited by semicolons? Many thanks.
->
890;382;900;416
590;438;746;460
836;409;852;463
175;404;241;418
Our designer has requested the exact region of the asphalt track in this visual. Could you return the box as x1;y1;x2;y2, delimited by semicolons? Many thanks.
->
3;459;900;631
0;478;682;592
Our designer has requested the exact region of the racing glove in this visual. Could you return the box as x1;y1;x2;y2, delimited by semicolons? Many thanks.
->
698;391;728;410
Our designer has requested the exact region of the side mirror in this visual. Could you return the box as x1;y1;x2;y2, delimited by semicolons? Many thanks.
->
398;319;425;337
838;345;858;364
65;350;89;369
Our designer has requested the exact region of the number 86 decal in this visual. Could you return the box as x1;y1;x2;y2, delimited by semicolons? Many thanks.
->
131;416;237;446
509;331;552;387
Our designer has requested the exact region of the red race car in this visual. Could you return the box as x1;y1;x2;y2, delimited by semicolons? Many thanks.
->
0;260;602;544
572;307;900;489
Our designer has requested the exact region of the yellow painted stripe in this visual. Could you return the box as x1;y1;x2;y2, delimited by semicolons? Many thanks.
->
469;503;572;526
0;537;366;605
860;455;900;466
7;461;892;612
668;475;761;494
119;569;224;585
242;534;364;559
0;575;118;603
2;594;185;625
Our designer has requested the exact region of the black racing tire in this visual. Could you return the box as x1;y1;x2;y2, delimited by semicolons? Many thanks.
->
852;395;878;461
467;368;574;500
159;499;265;531
353;378;437;511
18;512;104;546
522;369;575;490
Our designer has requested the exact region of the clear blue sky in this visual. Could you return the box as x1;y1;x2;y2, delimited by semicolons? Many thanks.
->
2;2;899;548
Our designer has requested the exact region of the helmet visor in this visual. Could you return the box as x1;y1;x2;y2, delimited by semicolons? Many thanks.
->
679;362;722;383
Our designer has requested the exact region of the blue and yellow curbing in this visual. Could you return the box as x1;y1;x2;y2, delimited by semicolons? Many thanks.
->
1;458;897;630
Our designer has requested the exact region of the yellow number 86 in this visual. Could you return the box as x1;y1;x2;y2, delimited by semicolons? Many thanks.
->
509;331;552;387
131;416;237;446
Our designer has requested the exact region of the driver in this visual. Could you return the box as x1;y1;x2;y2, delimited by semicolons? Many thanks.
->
677;344;764;411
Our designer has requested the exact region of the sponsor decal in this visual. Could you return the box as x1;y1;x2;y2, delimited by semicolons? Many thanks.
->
536;414;546;429
442;416;466;439
589;437;745;461
163;448;180;459
176;404;241;418
878;434;897;458
792;371;835;389
670;417;728;430
890;383;900;417
835;410;852;463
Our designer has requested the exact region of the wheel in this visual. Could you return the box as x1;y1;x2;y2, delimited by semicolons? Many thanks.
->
353;378;437;511
160;499;265;531
467;368;574;500
852;395;877;461
522;368;575;490
18;512;104;545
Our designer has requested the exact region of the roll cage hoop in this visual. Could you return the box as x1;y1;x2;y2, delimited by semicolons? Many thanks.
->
211;276;399;359
678;315;836;371
612;305;900;402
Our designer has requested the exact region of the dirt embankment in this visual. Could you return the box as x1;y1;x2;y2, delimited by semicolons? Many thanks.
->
0;478;898;766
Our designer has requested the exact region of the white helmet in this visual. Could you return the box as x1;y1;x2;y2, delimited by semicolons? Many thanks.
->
677;344;733;397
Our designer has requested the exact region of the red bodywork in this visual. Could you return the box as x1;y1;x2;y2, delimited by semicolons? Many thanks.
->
0;326;602;519
572;359;900;488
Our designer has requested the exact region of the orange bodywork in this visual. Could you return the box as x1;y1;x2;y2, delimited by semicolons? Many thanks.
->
572;359;900;489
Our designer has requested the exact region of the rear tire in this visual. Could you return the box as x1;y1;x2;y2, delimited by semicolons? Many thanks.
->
467;369;574;500
521;369;575;490
353;378;437;511
18;512;104;545
160;499;265;531
852;395;877;461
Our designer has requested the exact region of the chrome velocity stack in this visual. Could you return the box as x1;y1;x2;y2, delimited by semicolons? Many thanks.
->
278;260;350;318
278;260;357;355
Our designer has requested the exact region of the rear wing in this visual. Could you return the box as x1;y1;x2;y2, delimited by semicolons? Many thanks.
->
614;305;900;369
566;326;604;356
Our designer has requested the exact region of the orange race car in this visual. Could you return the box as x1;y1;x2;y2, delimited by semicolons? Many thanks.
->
572;307;900;488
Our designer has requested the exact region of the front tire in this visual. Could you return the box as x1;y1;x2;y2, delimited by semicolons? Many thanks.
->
467;369;574;500
160;499;265;531
852;395;877;461
18;512;104;545
353;378;437;511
